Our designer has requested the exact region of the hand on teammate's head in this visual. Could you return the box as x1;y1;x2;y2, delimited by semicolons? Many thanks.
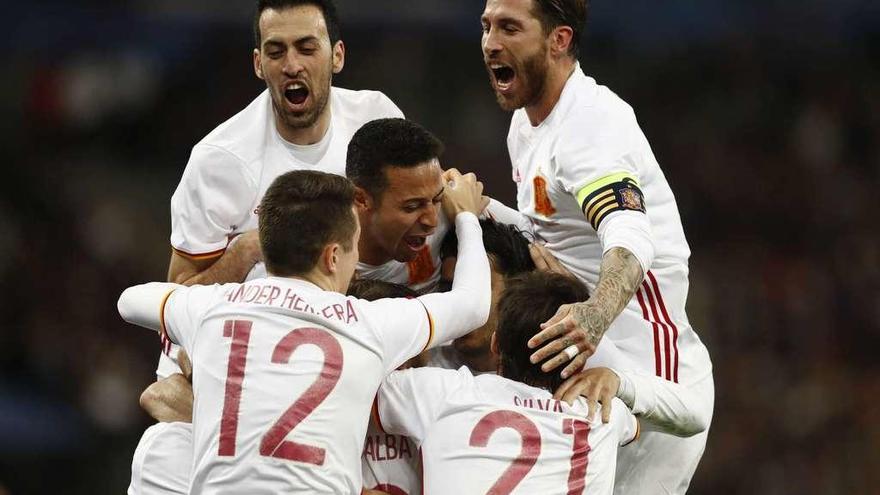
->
441;168;486;220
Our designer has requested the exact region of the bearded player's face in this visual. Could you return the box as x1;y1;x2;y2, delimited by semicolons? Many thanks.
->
481;0;550;111
253;5;343;132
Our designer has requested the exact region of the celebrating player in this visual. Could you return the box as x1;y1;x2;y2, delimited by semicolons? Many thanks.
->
375;272;639;495
167;0;403;288
479;0;714;492
119;170;490;493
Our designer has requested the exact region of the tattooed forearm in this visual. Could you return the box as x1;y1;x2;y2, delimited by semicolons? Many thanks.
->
574;247;644;345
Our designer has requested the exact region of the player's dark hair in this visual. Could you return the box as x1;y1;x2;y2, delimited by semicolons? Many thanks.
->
347;279;418;301
531;0;588;59
495;272;589;392
441;219;535;277
254;0;342;48
259;170;356;277
346;118;444;201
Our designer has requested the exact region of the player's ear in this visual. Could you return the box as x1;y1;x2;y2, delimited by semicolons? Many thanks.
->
323;243;340;274
550;26;573;58
253;48;264;80
353;186;372;211
332;40;345;74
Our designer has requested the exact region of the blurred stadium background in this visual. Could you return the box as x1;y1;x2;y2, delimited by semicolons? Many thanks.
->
2;0;879;493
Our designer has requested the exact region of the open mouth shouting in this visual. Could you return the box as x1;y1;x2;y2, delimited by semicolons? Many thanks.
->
488;62;516;94
283;82;310;110
403;235;428;252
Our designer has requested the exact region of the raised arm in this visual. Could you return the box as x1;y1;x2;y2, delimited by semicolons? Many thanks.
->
417;168;492;345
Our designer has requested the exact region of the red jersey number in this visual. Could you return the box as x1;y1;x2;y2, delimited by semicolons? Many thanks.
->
218;320;344;466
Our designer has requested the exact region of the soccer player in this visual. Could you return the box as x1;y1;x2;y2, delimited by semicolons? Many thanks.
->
375;272;639;494
167;0;403;288
479;0;714;492
118;170;490;494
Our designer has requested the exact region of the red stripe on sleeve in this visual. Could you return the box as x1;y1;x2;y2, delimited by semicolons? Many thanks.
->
641;280;671;380
636;286;662;378
647;271;680;383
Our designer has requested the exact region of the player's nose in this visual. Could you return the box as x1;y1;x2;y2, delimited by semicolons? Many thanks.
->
420;205;438;230
482;28;502;56
282;53;306;77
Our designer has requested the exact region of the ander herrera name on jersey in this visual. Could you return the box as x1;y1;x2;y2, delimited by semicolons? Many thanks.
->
223;281;358;325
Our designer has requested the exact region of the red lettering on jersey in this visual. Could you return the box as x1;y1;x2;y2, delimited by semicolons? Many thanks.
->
364;435;376;460
243;285;260;303
554;400;564;413
282;289;296;309
254;285;271;305
345;300;358;324
227;285;247;303
385;435;398;459
399;436;412;459
332;304;345;321
407;246;435;286
293;296;308;312
265;286;280;306
533;176;556;217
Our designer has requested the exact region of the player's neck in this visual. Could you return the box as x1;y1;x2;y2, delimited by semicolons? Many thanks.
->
357;235;391;267
275;107;332;145
288;272;339;293
524;59;577;127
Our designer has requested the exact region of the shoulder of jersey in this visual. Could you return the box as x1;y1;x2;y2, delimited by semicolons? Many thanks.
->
331;86;403;124
195;90;273;166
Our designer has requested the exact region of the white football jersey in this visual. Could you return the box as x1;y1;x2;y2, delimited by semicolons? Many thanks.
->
156;86;402;378
377;367;638;495
356;212;449;295
129;422;192;495
170;86;402;258
361;418;422;495
507;64;711;384
160;277;443;494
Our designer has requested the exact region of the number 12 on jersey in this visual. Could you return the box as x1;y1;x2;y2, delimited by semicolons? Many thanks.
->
217;319;344;465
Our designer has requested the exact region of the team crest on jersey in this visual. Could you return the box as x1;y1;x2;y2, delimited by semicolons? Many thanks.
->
407;246;435;285
620;186;643;210
533;175;556;217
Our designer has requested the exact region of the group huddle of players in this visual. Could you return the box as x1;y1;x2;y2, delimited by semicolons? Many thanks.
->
117;0;715;493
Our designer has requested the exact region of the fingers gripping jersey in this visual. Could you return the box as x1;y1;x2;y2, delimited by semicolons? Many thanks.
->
377;368;638;495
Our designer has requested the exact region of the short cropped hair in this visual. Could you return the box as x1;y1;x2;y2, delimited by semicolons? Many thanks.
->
441;219;536;277
346;118;444;201
347;279;418;301
496;272;590;392
254;0;342;48
259;170;356;276
531;0;588;59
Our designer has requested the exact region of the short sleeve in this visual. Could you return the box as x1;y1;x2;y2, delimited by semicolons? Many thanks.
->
376;92;405;119
552;109;647;232
356;297;436;373
376;367;469;441
170;144;256;257
162;284;224;352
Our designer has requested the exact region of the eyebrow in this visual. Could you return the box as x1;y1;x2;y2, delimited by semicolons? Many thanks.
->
262;35;320;49
402;186;445;205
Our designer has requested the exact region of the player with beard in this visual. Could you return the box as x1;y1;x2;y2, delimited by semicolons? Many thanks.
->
119;170;491;493
478;0;714;493
167;0;403;290
158;0;403;384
